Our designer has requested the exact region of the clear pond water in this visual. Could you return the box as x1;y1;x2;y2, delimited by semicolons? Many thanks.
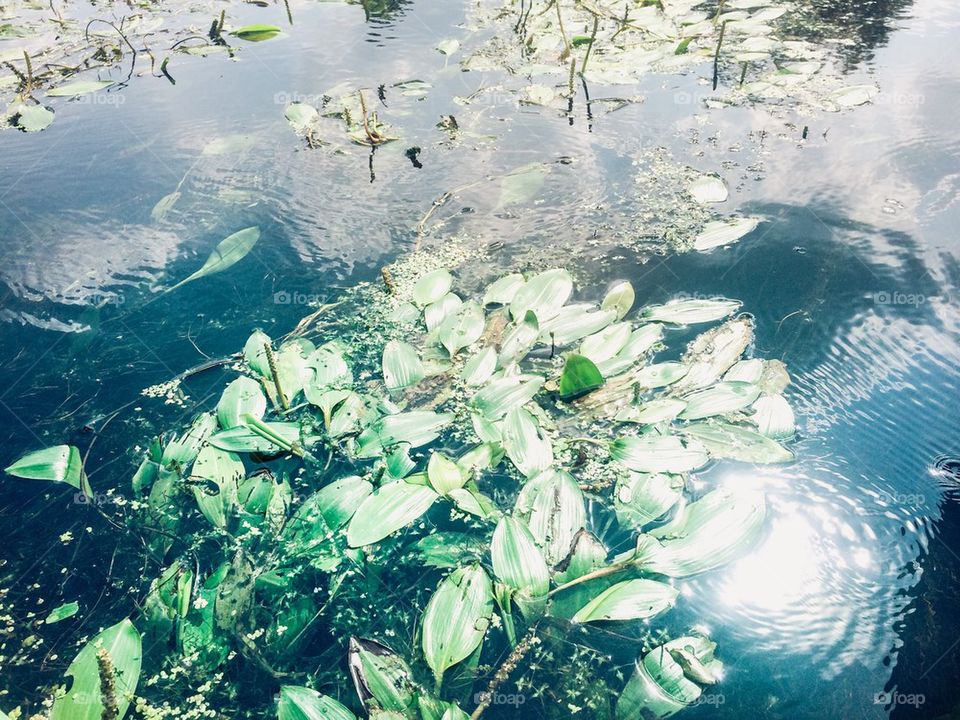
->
1;0;959;718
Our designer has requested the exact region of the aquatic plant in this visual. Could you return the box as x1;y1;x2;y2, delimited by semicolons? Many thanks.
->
4;262;797;719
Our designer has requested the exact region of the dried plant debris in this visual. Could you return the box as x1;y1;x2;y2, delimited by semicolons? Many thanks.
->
5;260;797;719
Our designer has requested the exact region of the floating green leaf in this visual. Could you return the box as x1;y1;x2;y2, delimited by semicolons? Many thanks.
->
151;191;181;222
682;421;793;464
539;304;616;346
580;323;632;363
5;445;87;494
438;301;484;357
752;395;795;439
693;217;760;251
424;292;463;331
190;445;244;528
559;354;604;400
277;685;357;720
16;104;54;132
601;281;635;320
515;468;585;565
636;362;689;389
610;435;709;474
413;269;453;306
382;340;424;391
617;398;687;425
614;473;684;529
490;516;549;619
501;407;553;478
427;452;466;495
642;299;741;325
217;376;267;429
471;374;544;420
687;174;728;204
496;163;549;209
679;381;761;420
231;24;282;41
483;274;525;306
421;565;493;686
498;310;539;365
573;578;677;623
169;226;260;291
461;347;497;386
284;103;319;133
47;80;114;96
347;480;438;547
348;638;418;715
510;268;572;322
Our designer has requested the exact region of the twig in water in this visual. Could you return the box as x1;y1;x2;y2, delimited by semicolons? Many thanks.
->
554;0;571;61
712;20;727;91
263;343;290;411
580;15;599;74
470;626;541;720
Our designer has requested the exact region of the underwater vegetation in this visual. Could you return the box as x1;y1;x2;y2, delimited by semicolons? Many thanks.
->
5;255;798;719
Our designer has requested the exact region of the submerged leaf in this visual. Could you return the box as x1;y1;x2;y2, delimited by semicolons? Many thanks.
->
284;103;319;133
693;217;759;251
682;421;793;464
348;638;417;716
496;163;549;208
47;80;114;97
44;601;80;624
170;226;261;291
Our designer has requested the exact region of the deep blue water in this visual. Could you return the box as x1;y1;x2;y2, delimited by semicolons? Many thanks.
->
1;0;959;717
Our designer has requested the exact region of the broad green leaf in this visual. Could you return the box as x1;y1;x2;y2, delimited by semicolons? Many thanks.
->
51;619;141;720
614;473;684;529
5;445;86;493
427;452;466;495
596;324;665;377
373;411;454;450
580;322;632;363
643;488;766;577
498;310;539;365
413;268;453;306
436;38;460;55
559;354;605;401
461;347;497;386
312;475;374;530
550;530;610;620
539;304;616;346
515;468;585;565
617;641;710;719
383;340;424;391
635;362;689;389
457;443;503;473
617;398;687;425
642;299;741;325
243;329;273;377
170;226;260;291
724;358;764;383
752;395;795;439
496;163;549;209
602;281;635;320
208;421;306;454
572;579;677;623
682;421;793;464
348;638;417;715
687;174;728;204
483;274;525;306
190;445;244;528
424;292;463;331
679;381;761;420
307;345;352;387
510;268;572;322
438;301;484;357
284;103;319;133
44;601;79;624
676;317;754;392
231;23;282;41
278;685;357;720
217;376;267;429
490;516;549;619
347;480;438;547
47;80;114;96
610;435;709;474
416;532;489;569
501;407;553;478
471;374;543;420
422;565;493;685
693;217;760;251
16;104;54;132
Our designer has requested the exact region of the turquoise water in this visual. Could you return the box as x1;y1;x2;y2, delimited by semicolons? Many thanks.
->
1;0;959;717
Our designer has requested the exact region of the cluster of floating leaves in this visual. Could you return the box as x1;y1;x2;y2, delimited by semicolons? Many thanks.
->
4;254;798;719
464;0;879;113
0;0;286;133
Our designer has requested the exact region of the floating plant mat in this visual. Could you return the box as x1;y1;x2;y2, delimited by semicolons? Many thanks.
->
462;0;879;113
5;247;799;719
0;0;297;133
